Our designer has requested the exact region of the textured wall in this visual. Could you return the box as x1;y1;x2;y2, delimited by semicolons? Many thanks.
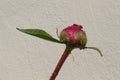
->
0;0;120;80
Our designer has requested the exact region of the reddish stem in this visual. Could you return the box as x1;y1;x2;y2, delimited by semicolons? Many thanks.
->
49;46;72;80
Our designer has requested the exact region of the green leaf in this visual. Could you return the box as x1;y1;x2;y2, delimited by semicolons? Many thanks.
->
16;28;62;44
85;47;103;56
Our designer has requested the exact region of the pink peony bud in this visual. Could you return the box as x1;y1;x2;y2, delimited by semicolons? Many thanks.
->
60;24;87;49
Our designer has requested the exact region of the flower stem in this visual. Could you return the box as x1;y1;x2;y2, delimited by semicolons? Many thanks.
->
49;46;72;80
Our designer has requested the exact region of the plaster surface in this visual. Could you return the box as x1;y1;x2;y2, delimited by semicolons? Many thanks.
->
0;0;120;80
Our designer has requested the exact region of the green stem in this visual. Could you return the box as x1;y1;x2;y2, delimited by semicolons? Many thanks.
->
85;47;103;56
49;46;72;80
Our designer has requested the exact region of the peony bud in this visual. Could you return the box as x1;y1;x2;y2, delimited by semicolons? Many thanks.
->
60;24;87;49
17;23;103;80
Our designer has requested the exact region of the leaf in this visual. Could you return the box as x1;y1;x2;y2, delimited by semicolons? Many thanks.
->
16;28;62;43
85;47;103;56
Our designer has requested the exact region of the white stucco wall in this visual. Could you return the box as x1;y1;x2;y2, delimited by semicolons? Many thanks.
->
0;0;120;80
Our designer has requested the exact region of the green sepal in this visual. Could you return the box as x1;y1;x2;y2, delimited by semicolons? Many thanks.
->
17;28;62;44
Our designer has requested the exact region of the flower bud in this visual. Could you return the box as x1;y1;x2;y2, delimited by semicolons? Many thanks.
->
60;24;87;49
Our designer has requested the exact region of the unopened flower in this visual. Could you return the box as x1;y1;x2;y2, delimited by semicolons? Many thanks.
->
17;24;103;80
60;24;87;49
